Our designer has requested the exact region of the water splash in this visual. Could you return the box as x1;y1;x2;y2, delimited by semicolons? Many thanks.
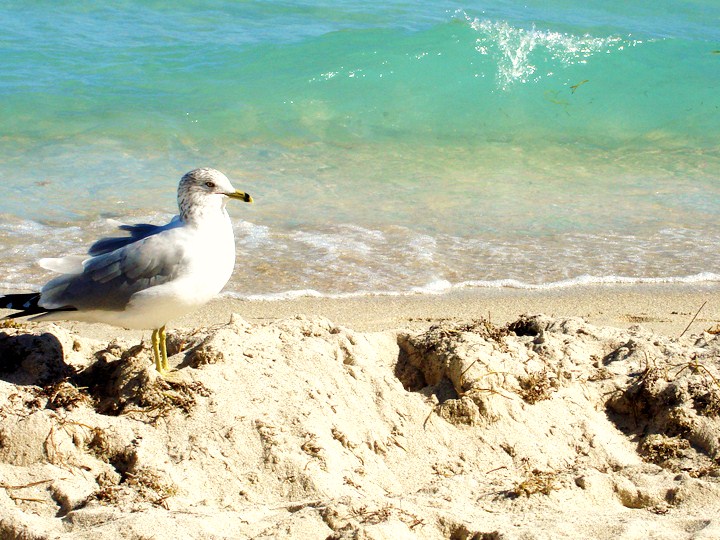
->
462;14;627;89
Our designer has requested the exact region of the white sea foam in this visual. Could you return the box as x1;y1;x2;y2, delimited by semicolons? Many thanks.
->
222;273;720;301
455;273;720;291
462;13;628;89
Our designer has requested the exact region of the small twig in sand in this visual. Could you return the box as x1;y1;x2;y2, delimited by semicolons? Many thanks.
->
277;499;325;512
0;479;56;505
422;408;435;430
679;301;707;338
8;496;50;504
459;359;479;381
673;360;720;391
0;479;54;491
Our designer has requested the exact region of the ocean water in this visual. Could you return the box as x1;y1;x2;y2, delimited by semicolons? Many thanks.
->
2;1;720;298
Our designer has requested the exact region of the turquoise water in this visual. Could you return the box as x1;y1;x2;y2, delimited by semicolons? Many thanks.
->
1;1;720;297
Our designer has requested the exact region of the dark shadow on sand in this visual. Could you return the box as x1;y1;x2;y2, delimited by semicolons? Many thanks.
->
0;330;74;386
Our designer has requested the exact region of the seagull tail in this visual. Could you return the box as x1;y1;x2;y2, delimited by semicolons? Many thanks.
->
1;293;76;319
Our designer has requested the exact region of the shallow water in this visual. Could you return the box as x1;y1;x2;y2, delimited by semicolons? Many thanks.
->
2;2;719;297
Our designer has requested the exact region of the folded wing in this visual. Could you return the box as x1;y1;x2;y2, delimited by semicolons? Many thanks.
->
40;226;189;312
88;216;183;256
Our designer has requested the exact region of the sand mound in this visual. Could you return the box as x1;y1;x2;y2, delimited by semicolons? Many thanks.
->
1;314;719;539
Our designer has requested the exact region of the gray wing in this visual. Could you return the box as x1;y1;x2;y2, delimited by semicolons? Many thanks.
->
40;228;189;312
88;216;182;256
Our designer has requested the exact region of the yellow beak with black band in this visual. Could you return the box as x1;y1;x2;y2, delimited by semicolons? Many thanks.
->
227;190;253;203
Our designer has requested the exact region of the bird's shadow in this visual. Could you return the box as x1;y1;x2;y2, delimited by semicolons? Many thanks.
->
0;326;214;421
0;330;75;386
0;329;157;417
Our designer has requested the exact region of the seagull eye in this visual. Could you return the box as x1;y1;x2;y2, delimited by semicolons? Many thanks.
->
205;181;216;188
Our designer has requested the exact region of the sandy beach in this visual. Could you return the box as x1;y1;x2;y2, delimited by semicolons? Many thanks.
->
2;283;720;539
52;282;720;341
207;282;720;335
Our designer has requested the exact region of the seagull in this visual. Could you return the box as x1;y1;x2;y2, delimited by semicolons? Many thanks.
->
0;168;253;374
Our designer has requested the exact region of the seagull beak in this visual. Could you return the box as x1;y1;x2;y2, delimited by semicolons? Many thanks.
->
227;190;253;203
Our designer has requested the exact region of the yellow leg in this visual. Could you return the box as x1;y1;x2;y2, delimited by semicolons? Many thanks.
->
159;325;169;372
152;328;163;373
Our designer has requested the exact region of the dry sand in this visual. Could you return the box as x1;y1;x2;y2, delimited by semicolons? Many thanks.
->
1;283;720;539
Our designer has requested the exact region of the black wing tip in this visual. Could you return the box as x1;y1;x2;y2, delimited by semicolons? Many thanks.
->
88;223;162;256
1;293;77;320
88;238;124;256
2;307;78;320
1;293;40;310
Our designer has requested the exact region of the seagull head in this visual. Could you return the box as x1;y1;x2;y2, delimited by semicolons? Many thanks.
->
178;168;253;222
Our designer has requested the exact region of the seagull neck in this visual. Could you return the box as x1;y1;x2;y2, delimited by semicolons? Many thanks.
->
180;202;229;227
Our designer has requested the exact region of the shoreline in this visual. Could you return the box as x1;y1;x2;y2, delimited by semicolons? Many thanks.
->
4;282;719;341
184;281;720;336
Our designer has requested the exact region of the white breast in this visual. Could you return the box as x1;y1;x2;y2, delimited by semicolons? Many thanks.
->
116;211;237;329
